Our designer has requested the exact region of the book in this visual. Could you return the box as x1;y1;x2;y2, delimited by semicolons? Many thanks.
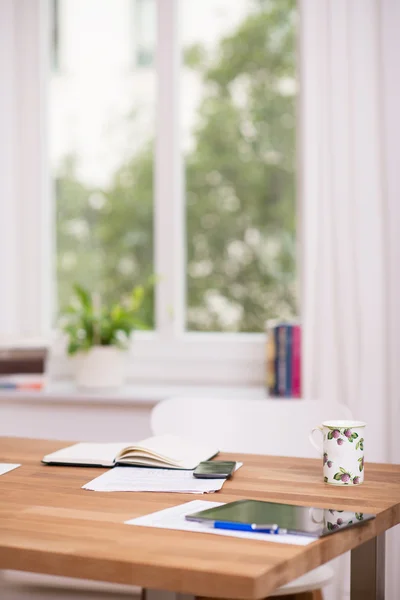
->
0;346;47;375
0;374;45;390
265;321;302;398
292;325;301;397
273;325;280;395
266;331;276;393
41;434;219;470
285;325;293;397
278;325;286;396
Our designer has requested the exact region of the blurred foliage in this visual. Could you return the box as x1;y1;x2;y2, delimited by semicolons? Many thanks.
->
59;282;150;355
56;0;297;332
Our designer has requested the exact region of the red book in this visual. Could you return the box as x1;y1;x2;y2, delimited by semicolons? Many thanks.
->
292;325;301;397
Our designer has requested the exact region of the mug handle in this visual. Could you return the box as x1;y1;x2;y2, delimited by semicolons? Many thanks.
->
309;507;324;524
309;425;324;457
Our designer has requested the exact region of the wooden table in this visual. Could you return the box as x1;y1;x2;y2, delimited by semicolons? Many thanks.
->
0;438;399;600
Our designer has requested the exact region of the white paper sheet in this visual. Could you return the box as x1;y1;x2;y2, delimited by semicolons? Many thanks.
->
82;463;242;493
0;464;20;476
126;500;316;545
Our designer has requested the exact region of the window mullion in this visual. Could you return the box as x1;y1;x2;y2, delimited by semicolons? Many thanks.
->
0;0;51;342
155;0;184;339
17;0;52;339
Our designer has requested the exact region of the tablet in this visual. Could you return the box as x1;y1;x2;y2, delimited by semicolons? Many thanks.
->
185;499;375;537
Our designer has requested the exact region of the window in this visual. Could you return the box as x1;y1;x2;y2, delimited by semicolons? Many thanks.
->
182;0;297;332
134;0;156;68
51;0;60;71
0;0;297;384
51;0;156;327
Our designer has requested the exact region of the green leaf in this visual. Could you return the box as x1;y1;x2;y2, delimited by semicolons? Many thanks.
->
348;438;354;442
67;341;81;355
324;476;328;483
339;467;346;473
352;432;359;439
110;304;123;321
327;522;333;531
131;285;145;311
334;473;342;481
327;431;333;440
73;284;92;310
63;305;79;315
356;513;364;521
355;441;360;450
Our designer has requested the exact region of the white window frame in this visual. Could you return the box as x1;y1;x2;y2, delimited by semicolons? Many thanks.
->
0;0;298;386
0;0;52;345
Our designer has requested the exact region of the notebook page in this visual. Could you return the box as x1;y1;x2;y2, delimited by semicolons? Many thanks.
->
117;434;219;469
117;456;182;467
42;442;129;466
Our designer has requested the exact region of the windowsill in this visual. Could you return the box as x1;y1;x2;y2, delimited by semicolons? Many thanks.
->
0;381;268;406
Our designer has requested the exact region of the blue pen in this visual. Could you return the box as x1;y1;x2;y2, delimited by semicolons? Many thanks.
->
212;521;286;534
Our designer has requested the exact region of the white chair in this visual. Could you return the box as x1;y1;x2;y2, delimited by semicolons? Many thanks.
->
0;571;141;600
151;398;353;600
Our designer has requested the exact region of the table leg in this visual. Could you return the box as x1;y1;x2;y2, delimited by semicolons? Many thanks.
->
350;533;385;600
143;589;195;600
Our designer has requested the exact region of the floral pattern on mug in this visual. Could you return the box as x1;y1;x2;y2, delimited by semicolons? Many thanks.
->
333;467;361;485
327;426;359;443
333;467;352;484
310;420;366;486
325;510;364;531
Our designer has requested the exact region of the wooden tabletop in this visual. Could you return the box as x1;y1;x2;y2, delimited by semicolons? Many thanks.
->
0;437;399;599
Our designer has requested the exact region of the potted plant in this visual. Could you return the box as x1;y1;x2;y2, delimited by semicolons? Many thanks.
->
59;283;148;389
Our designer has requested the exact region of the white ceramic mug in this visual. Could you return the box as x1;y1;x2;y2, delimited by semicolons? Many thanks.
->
309;420;366;485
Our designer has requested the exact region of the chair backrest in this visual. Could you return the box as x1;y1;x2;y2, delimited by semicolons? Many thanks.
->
151;398;353;459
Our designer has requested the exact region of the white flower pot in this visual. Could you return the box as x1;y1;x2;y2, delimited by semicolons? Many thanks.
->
74;346;127;389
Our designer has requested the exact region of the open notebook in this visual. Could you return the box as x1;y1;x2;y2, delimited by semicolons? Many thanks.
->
41;434;219;470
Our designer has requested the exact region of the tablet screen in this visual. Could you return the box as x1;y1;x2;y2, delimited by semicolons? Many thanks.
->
186;499;375;537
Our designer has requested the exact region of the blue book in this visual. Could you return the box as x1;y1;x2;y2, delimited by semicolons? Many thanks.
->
285;325;293;397
273;326;280;396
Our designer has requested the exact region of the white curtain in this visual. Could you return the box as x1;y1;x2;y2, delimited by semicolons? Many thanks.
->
300;1;400;599
0;0;51;342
